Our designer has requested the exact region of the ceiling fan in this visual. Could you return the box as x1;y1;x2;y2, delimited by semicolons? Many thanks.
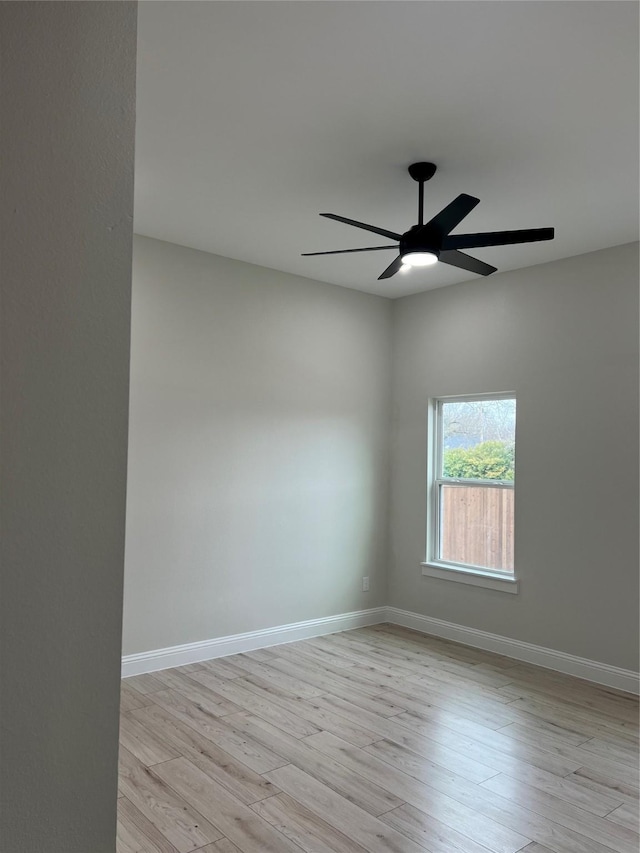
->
302;162;554;280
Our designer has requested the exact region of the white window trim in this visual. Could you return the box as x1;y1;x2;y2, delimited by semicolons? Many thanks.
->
421;562;519;593
426;392;518;593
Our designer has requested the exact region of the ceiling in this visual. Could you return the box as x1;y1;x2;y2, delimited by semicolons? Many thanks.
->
135;2;639;298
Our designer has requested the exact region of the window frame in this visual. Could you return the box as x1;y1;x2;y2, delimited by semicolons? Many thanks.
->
423;392;519;592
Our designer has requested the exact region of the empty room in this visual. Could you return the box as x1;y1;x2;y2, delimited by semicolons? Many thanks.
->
2;2;639;853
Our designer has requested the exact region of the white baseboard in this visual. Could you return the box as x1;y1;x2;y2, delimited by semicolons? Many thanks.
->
386;607;640;695
121;606;387;677
122;604;639;694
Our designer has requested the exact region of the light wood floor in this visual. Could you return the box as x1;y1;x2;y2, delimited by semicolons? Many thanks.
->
118;624;639;853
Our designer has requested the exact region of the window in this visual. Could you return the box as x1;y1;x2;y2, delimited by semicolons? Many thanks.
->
425;394;517;590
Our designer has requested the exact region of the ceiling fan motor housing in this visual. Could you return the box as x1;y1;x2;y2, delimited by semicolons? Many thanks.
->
400;224;441;260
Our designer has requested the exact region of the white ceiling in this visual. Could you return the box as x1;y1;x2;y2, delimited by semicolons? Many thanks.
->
135;1;639;298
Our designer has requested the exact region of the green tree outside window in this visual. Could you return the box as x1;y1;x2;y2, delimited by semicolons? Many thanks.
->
443;440;514;481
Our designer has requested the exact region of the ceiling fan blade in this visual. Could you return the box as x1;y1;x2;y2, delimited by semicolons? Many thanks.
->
378;256;404;280
320;213;402;242
444;227;555;251
301;245;398;257
439;250;497;276
424;194;480;236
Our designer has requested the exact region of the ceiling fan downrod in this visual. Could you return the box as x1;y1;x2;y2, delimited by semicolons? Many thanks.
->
407;162;437;227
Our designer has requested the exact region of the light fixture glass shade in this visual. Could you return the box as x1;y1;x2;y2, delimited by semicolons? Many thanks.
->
402;251;438;267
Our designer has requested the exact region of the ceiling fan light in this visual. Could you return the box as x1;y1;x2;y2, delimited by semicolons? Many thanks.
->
401;251;438;267
400;263;411;273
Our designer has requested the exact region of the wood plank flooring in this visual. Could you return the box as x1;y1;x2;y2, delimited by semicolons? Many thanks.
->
118;624;639;853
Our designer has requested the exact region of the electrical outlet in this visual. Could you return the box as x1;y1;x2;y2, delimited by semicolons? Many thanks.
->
362;576;369;592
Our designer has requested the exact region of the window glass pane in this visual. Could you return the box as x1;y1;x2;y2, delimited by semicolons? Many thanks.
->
439;484;514;572
441;398;515;481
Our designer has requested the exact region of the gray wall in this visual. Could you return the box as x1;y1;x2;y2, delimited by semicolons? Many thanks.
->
389;242;639;671
0;3;136;851
123;236;392;655
125;239;639;674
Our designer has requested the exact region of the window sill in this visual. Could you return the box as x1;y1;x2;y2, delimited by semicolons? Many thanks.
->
421;562;519;594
